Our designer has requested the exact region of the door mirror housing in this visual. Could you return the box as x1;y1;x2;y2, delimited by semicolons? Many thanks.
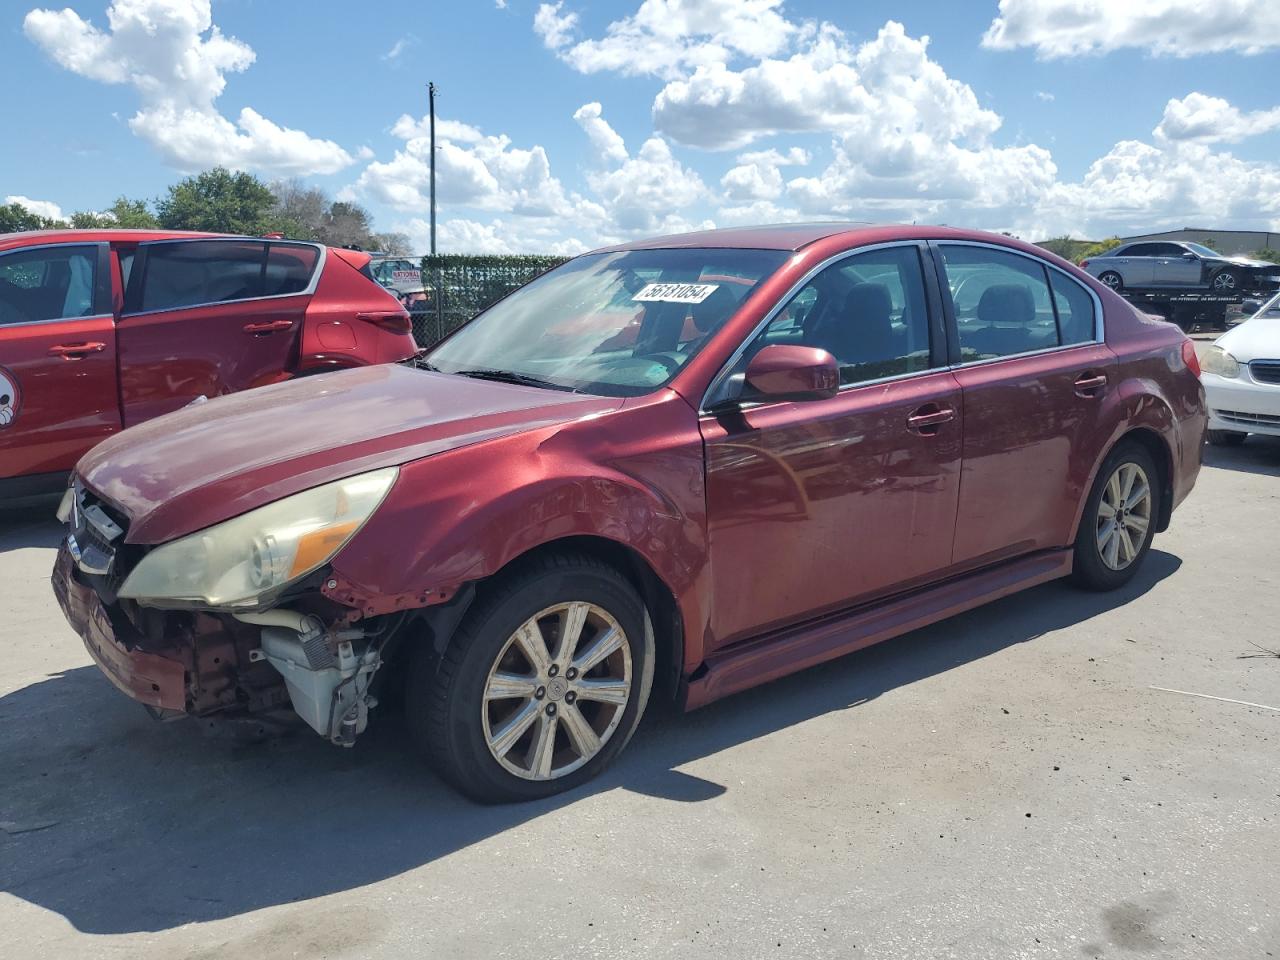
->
1182;252;1198;260
743;344;839;402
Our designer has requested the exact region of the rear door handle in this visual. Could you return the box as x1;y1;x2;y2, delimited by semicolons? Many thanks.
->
49;342;106;358
907;404;956;435
1074;372;1108;397
243;320;294;334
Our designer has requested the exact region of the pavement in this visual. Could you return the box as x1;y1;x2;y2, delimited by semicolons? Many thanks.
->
1;438;1278;960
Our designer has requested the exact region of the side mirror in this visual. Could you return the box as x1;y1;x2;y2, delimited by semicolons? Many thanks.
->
743;344;839;402
1182;252;1198;260
1241;299;1262;316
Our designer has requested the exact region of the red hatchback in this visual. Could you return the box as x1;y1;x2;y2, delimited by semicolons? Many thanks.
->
0;229;417;498
50;224;1204;802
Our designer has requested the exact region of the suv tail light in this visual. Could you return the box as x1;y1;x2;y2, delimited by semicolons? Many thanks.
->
1079;259;1090;268
1181;339;1201;378
357;309;412;335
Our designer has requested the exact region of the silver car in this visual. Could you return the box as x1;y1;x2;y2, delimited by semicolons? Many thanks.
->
1081;241;1277;294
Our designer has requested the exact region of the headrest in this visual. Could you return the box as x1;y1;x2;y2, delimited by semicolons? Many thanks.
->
690;284;740;333
843;282;892;324
977;283;1035;325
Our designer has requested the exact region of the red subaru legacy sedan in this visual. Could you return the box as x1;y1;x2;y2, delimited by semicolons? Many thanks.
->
0;229;417;498
51;224;1205;803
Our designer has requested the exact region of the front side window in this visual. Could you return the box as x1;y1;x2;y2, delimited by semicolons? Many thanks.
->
427;248;789;396
129;240;319;312
0;245;99;326
743;245;935;386
941;246;1060;361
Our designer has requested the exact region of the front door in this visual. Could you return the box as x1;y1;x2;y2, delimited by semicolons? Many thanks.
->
0;242;120;483
701;243;962;649
116;239;319;426
935;242;1117;568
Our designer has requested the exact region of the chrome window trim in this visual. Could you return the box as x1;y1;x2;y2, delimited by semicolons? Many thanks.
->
700;240;931;412
120;239;327;319
933;239;1106;351
0;240;110;329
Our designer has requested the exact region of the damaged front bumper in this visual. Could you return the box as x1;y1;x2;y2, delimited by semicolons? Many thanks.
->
51;543;384;745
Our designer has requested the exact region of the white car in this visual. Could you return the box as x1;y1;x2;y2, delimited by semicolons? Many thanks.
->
1201;292;1280;445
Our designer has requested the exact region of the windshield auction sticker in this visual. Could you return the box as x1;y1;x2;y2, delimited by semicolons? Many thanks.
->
633;282;720;304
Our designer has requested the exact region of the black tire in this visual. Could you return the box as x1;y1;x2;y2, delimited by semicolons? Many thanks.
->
1211;269;1241;293
1207;429;1247;447
1071;443;1162;592
407;553;654;803
1099;271;1123;292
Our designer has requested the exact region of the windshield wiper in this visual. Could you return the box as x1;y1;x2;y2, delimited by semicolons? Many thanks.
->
450;368;575;391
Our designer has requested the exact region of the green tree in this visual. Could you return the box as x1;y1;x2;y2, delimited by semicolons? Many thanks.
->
105;196;159;228
1251;248;1280;264
0;202;64;232
156;167;276;234
267;179;327;241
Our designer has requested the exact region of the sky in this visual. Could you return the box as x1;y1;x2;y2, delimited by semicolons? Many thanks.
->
1;0;1278;254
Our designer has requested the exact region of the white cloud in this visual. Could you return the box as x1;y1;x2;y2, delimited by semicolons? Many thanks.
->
982;0;1280;58
5;195;65;221
720;147;810;202
382;35;416;62
1035;91;1055;102
1155;92;1280;143
536;0;795;79
24;0;353;175
573;102;629;164
1032;139;1280;238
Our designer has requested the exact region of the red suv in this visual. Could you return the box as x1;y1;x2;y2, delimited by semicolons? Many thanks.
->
51;224;1205;803
0;230;417;498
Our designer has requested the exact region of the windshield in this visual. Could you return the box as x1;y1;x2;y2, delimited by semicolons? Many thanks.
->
426;248;789;396
1184;243;1221;258
1253;293;1280;318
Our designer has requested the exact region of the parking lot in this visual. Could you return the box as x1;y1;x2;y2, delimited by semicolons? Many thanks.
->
1;434;1277;960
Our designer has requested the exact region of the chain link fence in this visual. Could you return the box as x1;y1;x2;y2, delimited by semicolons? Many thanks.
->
411;254;570;347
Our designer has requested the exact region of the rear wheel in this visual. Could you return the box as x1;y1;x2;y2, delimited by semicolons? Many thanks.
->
1099;271;1123;292
1207;429;1247;447
1072;444;1160;591
407;553;654;803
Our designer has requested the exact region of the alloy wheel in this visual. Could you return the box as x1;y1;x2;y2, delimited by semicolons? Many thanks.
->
1212;272;1237;292
481;602;632;781
1095;462;1152;571
1100;272;1122;290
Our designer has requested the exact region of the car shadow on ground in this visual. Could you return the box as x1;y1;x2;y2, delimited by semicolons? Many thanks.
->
0;495;64;552
1202;435;1280;477
0;547;1181;935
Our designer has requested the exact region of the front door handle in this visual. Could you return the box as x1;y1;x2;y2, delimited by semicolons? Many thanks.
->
907;403;956;435
243;320;294;334
49;342;106;359
1074;372;1108;397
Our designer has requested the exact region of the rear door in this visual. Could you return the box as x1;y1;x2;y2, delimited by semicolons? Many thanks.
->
116;239;321;426
1114;244;1155;287
936;242;1115;568
0;242;120;483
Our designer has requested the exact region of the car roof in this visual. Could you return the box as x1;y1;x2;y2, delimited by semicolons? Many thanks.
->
589;222;1040;254
0;228;224;253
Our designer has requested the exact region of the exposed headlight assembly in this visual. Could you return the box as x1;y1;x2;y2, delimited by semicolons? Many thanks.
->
1201;345;1240;379
119;468;398;608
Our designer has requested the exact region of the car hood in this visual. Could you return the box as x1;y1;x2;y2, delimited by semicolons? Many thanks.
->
79;364;622;544
1217;314;1280;363
1221;256;1274;269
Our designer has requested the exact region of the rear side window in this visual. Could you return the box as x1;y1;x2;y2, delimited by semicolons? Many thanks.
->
940;245;1059;361
1048;272;1097;345
1121;244;1156;257
129;240;319;312
0;244;101;326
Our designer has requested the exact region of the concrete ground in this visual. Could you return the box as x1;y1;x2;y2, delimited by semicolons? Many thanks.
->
2;440;1278;960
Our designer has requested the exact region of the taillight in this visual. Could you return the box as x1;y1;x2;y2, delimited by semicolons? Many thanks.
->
356;309;412;335
1079;259;1090;268
1181;339;1201;377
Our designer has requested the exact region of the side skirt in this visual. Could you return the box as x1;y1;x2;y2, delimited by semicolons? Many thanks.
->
682;548;1073;711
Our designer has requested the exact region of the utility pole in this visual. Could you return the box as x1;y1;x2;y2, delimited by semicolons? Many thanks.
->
428;81;437;257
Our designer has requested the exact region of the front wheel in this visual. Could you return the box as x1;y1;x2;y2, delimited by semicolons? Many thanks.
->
1211;269;1241;293
1072;444;1161;592
408;554;654;803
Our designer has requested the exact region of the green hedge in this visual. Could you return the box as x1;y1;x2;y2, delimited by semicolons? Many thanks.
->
415;253;570;346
